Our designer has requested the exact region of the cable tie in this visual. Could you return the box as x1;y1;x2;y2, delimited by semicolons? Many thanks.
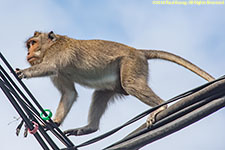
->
28;121;39;134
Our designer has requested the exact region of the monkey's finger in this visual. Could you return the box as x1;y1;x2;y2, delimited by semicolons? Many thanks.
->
15;68;24;79
16;71;27;79
18;74;26;79
64;129;78;136
15;68;21;74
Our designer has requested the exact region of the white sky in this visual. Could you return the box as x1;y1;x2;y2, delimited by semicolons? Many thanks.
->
0;0;225;150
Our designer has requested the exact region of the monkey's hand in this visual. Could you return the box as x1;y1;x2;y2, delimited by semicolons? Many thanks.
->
15;68;28;79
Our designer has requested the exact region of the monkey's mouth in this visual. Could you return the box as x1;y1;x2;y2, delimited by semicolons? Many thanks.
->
27;56;38;63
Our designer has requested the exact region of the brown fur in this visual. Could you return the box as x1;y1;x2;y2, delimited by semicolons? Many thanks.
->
16;31;214;136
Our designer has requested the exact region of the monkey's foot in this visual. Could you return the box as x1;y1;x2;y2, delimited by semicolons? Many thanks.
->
146;105;167;128
64;126;98;136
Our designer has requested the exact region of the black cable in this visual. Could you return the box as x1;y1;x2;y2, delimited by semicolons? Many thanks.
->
1;65;71;148
0;69;61;150
73;75;225;149
104;89;225;149
0;79;51;150
1;53;75;149
1;69;36;121
0;53;48;116
0;65;45;123
1;51;225;150
0;52;75;147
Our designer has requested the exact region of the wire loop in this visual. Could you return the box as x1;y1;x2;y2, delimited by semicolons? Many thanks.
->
40;109;53;121
28;121;39;134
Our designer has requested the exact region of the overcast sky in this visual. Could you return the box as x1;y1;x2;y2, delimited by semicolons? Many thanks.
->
0;0;225;150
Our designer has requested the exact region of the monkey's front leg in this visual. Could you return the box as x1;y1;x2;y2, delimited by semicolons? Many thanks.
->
51;76;78;125
64;90;114;136
16;63;57;79
53;91;77;125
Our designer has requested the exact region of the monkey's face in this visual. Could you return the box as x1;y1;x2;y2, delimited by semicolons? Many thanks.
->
26;31;57;66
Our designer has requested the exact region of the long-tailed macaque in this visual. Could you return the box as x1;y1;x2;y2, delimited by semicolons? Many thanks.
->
16;31;214;136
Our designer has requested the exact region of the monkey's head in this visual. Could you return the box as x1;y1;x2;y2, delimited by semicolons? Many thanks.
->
26;31;57;66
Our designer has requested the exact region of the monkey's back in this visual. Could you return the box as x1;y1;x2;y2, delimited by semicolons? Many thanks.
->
68;39;145;67
53;37;146;91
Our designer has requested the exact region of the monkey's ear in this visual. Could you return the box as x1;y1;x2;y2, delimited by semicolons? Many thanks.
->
48;31;57;41
34;31;41;37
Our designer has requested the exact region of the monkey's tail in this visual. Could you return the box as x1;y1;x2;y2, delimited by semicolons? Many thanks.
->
141;49;215;82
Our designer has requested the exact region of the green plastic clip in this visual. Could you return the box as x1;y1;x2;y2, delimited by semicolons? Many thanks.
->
40;109;52;121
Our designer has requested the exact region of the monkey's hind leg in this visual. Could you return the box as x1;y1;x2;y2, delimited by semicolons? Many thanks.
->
120;57;167;127
64;90;115;136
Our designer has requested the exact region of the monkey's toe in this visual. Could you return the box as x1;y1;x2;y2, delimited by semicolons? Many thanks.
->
64;129;78;136
64;126;98;136
146;113;156;128
146;105;167;128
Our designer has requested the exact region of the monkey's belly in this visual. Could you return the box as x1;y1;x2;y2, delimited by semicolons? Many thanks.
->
73;72;119;90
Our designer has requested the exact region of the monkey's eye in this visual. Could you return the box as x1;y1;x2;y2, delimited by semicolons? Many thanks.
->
27;43;30;49
27;40;36;49
30;40;36;45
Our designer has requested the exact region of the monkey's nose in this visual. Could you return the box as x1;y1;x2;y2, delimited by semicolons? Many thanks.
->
27;52;30;55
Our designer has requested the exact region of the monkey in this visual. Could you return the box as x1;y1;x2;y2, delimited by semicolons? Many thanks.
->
16;31;215;136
